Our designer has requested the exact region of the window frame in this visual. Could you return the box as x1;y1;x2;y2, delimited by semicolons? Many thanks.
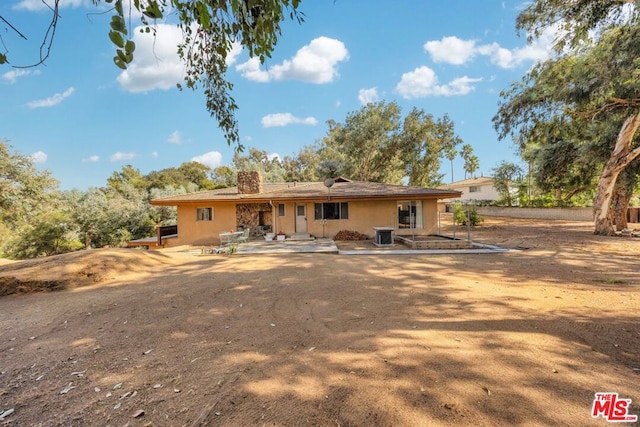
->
314;202;349;220
196;207;213;221
278;203;285;217
397;200;423;229
469;186;481;193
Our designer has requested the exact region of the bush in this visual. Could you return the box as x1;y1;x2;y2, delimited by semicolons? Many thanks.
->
453;204;483;227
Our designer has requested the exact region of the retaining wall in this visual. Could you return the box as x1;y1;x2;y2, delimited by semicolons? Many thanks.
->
476;207;593;221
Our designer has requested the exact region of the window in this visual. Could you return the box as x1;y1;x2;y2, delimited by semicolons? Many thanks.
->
196;207;213;221
397;201;423;229
278;203;285;217
469;186;481;193
314;202;349;220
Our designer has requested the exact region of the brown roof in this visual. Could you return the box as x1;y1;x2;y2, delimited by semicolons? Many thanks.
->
152;181;461;206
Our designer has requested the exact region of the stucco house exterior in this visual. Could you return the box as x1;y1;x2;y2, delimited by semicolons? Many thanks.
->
438;176;499;204
149;171;461;247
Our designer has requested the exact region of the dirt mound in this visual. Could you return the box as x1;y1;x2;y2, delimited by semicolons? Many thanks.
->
0;248;179;296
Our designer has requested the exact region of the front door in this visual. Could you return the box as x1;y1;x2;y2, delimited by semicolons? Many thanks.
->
295;204;307;233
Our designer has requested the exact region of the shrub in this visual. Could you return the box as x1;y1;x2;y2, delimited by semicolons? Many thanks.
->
453;204;483;227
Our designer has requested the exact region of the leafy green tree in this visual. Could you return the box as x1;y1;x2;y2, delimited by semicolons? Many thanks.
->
281;144;321;182
319;101;404;183
177;162;216;190
107;165;147;196
1;0;304;147
0;141;58;228
211;165;237;187
401;110;461;187
5;211;83;259
232;148;286;182
72;186;155;248
492;162;524;207
315;160;342;180
496;2;640;235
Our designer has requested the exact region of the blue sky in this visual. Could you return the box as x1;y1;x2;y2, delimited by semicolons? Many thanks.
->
0;0;557;190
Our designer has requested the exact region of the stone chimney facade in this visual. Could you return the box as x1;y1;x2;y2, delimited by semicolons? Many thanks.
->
237;171;263;194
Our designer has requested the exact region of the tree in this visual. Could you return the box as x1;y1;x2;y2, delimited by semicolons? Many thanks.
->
5;211;83;259
107;165;147;196
232;148;286;182
319;101;404;183
281;144;321;182
318;101;463;185
445;145;458;183
465;155;479;179
401;110;461;187
459;144;475;179
492;161;523;207
0;141;58;228
494;20;640;235
0;0;304;147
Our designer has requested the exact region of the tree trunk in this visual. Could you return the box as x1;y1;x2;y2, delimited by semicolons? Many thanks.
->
611;180;630;230
593;113;640;235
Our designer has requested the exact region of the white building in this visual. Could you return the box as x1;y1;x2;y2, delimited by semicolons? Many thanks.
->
438;176;500;204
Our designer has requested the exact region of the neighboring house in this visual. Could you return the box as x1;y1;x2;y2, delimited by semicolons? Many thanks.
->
438;176;500;204
149;171;461;247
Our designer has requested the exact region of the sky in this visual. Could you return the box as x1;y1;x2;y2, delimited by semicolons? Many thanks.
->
0;0;558;190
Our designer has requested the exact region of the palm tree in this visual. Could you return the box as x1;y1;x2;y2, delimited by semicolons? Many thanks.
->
465;155;479;179
459;144;474;179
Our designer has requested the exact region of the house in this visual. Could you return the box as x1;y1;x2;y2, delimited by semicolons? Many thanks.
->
438;176;500;204
149;171;461;247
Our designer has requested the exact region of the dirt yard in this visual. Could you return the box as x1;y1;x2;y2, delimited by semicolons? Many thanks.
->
0;217;638;426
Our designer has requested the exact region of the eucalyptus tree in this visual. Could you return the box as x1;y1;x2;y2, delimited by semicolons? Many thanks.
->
319;101;463;185
402;111;462;187
0;0;304;147
495;22;640;235
319;101;405;184
503;0;640;234
281;144;321;182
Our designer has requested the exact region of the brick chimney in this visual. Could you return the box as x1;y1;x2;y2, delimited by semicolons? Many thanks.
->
237;171;263;194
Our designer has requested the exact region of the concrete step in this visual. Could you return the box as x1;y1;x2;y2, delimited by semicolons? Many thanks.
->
288;233;315;241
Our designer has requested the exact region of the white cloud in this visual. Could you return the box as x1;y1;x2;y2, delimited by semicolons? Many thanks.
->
423;31;556;69
226;42;243;66
395;66;481;99
192;151;222;168
82;155;100;163
235;57;271;82
117;24;185;93
31;151;47;163
267;153;280;161
358;87;379;105
27;87;75;108
424;36;477;65
151;151;159;159
261;113;318;128
2;69;40;84
237;37;349;84
13;0;88;11
110;152;136;162
167;130;185;144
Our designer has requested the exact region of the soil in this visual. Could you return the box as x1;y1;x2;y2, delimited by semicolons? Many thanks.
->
0;216;639;426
